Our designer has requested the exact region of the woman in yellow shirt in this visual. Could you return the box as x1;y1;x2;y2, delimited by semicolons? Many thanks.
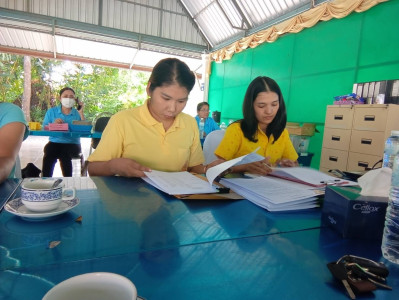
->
88;58;209;177
214;76;298;175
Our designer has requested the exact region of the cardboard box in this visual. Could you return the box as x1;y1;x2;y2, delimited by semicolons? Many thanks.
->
286;122;316;136
72;120;92;125
48;123;69;131
321;185;388;240
28;122;41;130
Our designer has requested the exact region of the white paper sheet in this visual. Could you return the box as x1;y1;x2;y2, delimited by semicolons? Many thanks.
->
205;148;264;184
143;171;217;195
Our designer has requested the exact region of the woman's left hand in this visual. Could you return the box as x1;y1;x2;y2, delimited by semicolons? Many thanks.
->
275;158;298;167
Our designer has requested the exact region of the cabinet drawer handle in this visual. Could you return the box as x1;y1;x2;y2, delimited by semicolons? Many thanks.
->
361;139;372;145
358;161;369;168
331;136;341;141
364;115;375;121
334;115;343;120
329;156;338;162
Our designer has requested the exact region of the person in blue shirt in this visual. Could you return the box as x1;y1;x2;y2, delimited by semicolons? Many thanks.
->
195;102;219;138
42;87;85;177
0;102;29;183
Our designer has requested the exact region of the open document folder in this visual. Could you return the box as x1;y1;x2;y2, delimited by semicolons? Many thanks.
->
142;149;264;195
268;167;357;187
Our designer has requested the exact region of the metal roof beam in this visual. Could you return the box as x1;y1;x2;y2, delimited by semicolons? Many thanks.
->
231;0;251;29
210;1;315;52
216;0;246;31
178;0;211;51
0;7;207;54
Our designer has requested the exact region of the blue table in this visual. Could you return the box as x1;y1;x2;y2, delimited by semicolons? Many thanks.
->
29;130;102;139
0;177;397;299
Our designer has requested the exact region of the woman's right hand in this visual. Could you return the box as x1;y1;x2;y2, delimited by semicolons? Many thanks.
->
235;158;272;175
54;118;64;124
109;158;152;177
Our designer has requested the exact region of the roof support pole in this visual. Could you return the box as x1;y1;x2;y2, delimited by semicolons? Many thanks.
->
52;19;57;59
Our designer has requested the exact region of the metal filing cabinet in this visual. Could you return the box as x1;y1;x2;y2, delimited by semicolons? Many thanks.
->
320;104;399;173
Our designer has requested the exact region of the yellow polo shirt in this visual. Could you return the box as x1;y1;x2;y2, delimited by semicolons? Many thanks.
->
214;122;298;164
88;101;204;172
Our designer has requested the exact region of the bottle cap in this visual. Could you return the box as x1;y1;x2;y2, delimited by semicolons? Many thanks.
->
391;130;399;136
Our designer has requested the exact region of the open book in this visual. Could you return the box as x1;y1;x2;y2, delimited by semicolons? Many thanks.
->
142;148;264;195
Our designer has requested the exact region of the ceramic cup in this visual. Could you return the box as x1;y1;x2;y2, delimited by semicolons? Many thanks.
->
21;179;75;212
42;272;137;300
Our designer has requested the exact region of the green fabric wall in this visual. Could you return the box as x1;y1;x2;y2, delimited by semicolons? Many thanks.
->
208;0;399;169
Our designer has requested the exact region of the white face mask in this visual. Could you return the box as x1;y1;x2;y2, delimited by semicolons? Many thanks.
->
61;98;75;109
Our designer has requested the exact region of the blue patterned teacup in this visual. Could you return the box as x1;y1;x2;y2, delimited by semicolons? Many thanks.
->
21;179;76;212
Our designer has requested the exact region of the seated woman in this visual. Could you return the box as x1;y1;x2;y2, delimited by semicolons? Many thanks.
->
195;102;219;138
87;58;209;177
42;87;85;177
214;76;298;175
0;102;29;183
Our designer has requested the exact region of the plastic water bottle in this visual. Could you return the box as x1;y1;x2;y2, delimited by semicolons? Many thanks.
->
199;118;205;138
381;154;399;264
220;122;227;130
382;130;399;168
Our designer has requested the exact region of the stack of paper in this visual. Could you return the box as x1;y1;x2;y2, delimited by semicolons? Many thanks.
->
220;176;319;212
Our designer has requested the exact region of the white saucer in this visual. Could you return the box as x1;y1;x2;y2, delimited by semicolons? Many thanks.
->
4;198;79;221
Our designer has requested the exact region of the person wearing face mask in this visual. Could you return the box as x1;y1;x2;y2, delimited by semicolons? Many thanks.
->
42;87;85;177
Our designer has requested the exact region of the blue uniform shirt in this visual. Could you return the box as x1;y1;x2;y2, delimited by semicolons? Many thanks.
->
195;116;220;136
42;105;81;144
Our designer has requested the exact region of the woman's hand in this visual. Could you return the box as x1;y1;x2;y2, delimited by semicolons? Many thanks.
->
238;158;273;175
54;118;64;124
207;159;225;169
110;158;151;177
88;158;151;177
275;158;298;167
187;159;226;174
76;98;84;112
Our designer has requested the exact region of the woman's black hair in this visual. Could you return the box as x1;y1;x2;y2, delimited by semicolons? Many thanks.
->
148;58;195;93
240;76;287;143
59;87;75;96
197;102;209;112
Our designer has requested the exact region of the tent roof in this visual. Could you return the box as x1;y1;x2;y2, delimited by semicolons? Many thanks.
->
0;0;330;70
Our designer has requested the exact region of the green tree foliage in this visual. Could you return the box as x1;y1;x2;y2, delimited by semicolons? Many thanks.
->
0;53;149;122
0;54;24;103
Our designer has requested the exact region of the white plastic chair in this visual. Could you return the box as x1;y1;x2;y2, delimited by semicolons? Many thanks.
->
14;155;22;178
203;130;225;164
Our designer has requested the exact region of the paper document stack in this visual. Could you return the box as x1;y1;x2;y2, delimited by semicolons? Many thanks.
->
220;176;319;212
220;167;356;211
